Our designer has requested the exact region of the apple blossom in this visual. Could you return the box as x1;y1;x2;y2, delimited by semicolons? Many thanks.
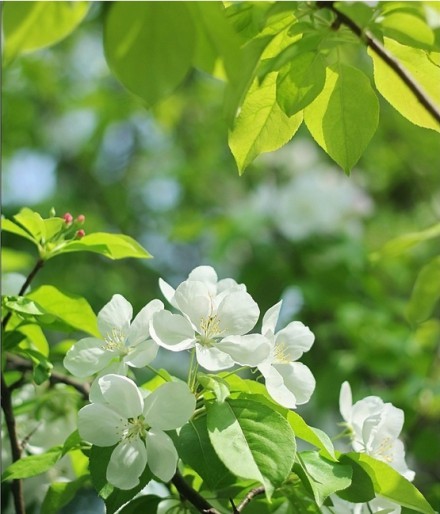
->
326;494;401;514
339;381;415;481
257;301;315;409
78;374;196;489
64;294;163;377
150;266;271;371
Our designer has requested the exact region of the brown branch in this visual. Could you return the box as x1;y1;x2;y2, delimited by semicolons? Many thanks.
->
1;374;26;514
317;1;440;125
235;486;265;512
171;470;220;514
2;259;45;331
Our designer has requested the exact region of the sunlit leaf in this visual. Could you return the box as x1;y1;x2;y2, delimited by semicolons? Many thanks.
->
304;64;379;173
407;256;440;324
1;446;63;481
41;476;90;514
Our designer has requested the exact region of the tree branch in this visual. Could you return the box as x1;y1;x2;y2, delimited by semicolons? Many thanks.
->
235;486;265;512
317;1;440;125
171;470;220;514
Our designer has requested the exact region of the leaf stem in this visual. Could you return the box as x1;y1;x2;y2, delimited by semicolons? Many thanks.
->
171;470;220;514
146;365;171;383
317;1;440;125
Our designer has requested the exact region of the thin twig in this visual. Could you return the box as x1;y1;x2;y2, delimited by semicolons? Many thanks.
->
235;486;265;512
171;470;220;514
317;1;440;125
2;259;45;331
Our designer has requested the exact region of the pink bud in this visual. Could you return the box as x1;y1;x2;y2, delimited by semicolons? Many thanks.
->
63;213;73;224
76;214;86;224
75;229;86;239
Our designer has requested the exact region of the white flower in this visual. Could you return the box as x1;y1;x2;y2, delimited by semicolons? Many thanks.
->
64;294;163;377
78;374;195;490
150;266;270;371
257;301;315;409
326;494;401;514
339;381;415;481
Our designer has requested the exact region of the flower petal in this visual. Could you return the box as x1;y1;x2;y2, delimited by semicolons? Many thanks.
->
217;334;271;367
217;278;245;294
98;374;143;418
124;339;159;368
262;302;282;336
375;403;404;441
145;429;178;482
107;439;147;490
339;381;353;424
195;344;235;371
260;362;315;409
127;299;164;347
98;294;132;339
63;338;114;377
216;291;259;336
274;321;314;361
143;382;195;430
150;310;196;351
188;265;218;285
174;281;212;327
78;403;124;446
159;278;177;307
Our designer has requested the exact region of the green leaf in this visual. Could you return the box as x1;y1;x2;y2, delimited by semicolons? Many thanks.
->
89;445;153;514
27;285;99;336
407;256;440;324
59;232;152;260
16;348;53;385
346;453;436;514
229;72;303;173
1;218;38;245
198;372;230;403
15;322;50;357
337;454;375;503
297;452;352;505
286;412;337;462
2;1;89;64
104;2;195;106
177;416;236;491
41;476;90;514
1;248;34;273
370;223;440;261
189;2;243;83
304;64;379;173
13;208;46;242
380;12;435;49
369;38;440;132
334;2;374;29
2;446;63;481
3;296;47;317
277;52;326;116
207;397;296;498
118;495;162;514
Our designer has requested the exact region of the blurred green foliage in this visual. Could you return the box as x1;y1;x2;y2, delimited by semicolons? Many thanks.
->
2;2;440;510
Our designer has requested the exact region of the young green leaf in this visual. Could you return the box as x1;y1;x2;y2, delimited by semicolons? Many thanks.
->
104;2;195;106
304;64;379;174
229;72;303;174
337;454;376;503
58;232;152;260
407;256;440;324
2;1;89;64
369;38;440;132
207;397;295;498
379;12;435;49
41;476;90;514
297;451;352;505
198;372;230;403
1;446;63;481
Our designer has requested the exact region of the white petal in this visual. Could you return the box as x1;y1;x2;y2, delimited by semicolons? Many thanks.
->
260;362;315;409
143;382;195;430
274;321;314;361
262;302;282;336
98;294;132;339
149;310;196;351
174;281;212;327
78;403;124;446
63;338;114;377
387;439;415;481
375;403;404;441
98;374;143;418
216;291;259;336
351;396;384;443
217;334;271;367
159;278;177;306
124;339;158;368
217;278;245;294
195;344;235;371
145;429;178;482
127;299;164;347
107;439;147;490
188;265;218;285
339;381;353;424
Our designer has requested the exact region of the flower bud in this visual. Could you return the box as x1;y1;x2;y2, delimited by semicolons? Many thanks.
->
75;229;86;239
76;214;85;224
63;213;73;224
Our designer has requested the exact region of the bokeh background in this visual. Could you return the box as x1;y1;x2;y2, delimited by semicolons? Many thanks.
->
2;3;440;512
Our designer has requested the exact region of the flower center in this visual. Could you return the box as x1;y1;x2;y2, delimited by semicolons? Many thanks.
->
373;436;394;463
197;314;222;346
273;341;291;363
102;328;128;355
123;416;149;442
